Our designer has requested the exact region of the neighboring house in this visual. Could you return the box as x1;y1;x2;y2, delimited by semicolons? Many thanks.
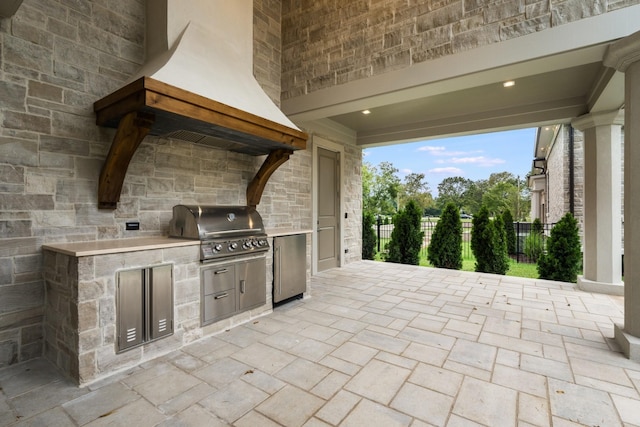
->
529;124;585;226
2;0;640;371
529;124;624;249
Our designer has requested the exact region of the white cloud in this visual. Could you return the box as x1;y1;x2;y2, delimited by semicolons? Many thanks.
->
400;168;412;174
448;156;506;167
428;167;464;175
418;146;483;157
418;146;446;153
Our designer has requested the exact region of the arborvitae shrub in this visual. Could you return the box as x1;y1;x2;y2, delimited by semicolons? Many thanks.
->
471;206;509;275
362;211;377;260
386;200;424;265
502;209;516;255
471;207;491;272
537;213;582;282
427;203;462;269
491;215;510;275
524;218;545;262
532;217;544;234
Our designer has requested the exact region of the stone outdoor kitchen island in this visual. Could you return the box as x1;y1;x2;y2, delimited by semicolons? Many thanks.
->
42;237;275;386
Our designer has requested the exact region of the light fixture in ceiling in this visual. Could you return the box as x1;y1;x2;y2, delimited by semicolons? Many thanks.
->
503;80;515;88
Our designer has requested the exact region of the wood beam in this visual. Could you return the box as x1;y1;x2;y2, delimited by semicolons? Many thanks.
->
98;111;155;209
247;149;293;208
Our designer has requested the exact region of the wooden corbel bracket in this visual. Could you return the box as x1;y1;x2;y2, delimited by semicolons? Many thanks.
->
98;111;155;209
247;149;293;208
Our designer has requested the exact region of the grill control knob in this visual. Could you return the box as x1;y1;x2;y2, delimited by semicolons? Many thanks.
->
213;244;223;252
243;241;252;249
251;239;259;247
229;242;238;251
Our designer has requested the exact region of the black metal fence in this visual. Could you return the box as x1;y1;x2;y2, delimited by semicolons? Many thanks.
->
375;216;555;263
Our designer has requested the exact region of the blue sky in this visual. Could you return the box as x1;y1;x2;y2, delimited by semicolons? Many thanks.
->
362;127;537;194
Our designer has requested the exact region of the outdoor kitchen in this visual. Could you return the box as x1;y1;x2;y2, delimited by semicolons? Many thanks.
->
41;208;312;385
29;0;327;385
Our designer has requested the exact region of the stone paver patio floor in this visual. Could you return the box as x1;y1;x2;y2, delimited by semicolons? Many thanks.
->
1;260;639;426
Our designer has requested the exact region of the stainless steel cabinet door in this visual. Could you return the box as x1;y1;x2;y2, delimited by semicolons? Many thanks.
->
149;265;173;340
117;264;174;352
117;269;145;351
237;257;266;310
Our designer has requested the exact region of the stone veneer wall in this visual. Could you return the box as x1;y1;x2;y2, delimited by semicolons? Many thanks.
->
280;0;640;100
546;125;584;235
0;0;359;368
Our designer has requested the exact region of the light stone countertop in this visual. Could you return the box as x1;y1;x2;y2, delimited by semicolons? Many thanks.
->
265;228;313;237
42;236;199;257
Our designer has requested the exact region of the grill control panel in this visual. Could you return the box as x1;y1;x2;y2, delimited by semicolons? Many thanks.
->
201;237;269;260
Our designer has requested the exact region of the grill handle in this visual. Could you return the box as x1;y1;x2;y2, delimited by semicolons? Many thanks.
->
203;228;262;237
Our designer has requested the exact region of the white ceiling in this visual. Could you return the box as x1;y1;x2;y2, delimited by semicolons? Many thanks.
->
282;6;640;149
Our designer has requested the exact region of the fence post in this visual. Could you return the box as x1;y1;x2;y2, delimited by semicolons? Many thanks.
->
377;215;381;253
516;222;520;263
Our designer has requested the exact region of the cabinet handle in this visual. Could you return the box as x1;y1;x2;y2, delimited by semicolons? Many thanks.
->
214;293;229;299
240;279;246;294
276;246;282;296
214;269;229;275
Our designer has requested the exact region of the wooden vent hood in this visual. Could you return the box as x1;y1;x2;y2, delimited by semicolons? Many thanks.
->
93;0;308;209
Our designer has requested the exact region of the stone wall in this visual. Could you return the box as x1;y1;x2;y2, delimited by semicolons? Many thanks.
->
0;0;359;368
546;127;567;225
281;0;640;99
546;125;584;235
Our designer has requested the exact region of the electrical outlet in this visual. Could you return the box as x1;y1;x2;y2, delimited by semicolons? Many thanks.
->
126;221;140;231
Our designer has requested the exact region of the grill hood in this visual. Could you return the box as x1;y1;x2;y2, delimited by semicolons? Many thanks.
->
94;0;307;209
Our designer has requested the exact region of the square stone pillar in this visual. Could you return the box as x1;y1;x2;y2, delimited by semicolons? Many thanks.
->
604;30;640;360
572;110;624;296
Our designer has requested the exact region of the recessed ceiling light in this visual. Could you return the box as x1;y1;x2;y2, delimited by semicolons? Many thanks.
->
503;80;515;88
362;110;371;115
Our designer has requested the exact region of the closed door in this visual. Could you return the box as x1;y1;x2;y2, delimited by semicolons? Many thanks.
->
317;147;340;271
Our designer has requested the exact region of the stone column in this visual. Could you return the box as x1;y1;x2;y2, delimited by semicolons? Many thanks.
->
603;30;640;360
571;110;624;296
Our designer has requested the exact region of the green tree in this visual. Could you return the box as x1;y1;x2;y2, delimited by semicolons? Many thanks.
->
532;217;543;234
465;180;487;214
501;209;516;255
492;215;510;275
427;203;462;269
362;211;377;260
471;206;508;275
537;213;582;282
399;172;434;213
483;181;517;217
386;200;424;265
363;161;401;216
436;177;474;210
482;172;530;220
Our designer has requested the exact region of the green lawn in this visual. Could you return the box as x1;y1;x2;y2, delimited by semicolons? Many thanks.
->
375;238;539;279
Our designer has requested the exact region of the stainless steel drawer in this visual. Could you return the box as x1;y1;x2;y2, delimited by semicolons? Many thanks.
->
202;264;235;295
203;291;236;324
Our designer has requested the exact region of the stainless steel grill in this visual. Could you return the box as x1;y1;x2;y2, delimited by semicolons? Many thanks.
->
169;205;269;261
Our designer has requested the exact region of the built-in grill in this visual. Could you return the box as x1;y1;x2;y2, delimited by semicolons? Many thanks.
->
169;205;269;261
169;205;269;325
